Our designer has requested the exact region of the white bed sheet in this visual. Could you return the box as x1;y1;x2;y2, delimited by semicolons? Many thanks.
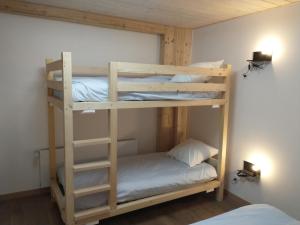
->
191;204;300;225
54;76;220;101
57;152;217;211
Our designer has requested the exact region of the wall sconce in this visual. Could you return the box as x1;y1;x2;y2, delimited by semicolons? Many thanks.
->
233;161;260;183
242;51;272;78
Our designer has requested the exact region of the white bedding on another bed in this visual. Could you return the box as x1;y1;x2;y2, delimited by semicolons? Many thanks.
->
54;76;220;102
191;204;300;225
57;152;217;211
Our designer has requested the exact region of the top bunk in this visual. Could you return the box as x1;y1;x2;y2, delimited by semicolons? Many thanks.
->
46;52;231;111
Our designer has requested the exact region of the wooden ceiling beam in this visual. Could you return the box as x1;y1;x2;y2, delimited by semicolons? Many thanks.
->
0;0;169;34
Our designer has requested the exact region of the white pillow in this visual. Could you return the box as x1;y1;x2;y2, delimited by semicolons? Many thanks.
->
167;139;218;167
171;60;224;83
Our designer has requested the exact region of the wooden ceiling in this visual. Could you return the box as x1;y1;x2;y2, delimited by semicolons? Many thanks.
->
23;0;299;28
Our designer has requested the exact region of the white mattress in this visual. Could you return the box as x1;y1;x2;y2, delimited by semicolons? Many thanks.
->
57;152;217;211
191;204;300;225
54;76;220;101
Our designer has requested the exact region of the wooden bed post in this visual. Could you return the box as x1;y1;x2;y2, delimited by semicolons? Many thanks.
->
216;65;231;201
46;58;56;200
108;62;118;210
62;52;75;225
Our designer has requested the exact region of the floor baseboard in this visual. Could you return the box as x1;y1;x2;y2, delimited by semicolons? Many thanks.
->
0;187;249;207
0;187;50;201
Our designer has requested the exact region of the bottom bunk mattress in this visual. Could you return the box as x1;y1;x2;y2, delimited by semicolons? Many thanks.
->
191;204;300;225
54;76;220;101
57;152;217;211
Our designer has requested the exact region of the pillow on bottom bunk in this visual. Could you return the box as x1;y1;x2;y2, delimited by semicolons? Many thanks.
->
167;139;218;167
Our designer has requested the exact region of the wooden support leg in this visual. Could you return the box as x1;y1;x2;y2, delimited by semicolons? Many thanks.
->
216;106;227;201
48;103;56;201
46;58;57;201
62;52;75;225
216;71;231;201
109;109;118;210
108;62;118;210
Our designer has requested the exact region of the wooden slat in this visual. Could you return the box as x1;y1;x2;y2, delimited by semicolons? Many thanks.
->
116;62;230;77
116;180;220;215
72;66;108;76
72;65;161;77
74;206;110;222
0;0;167;34
73;102;112;111
73;137;111;148
47;96;63;110
72;99;226;111
73;161;111;173
46;59;63;72
118;82;226;92
47;80;63;91
75;180;220;224
109;62;118;101
74;184;110;198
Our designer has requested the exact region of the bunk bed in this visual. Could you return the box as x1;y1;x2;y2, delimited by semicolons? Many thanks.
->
46;52;232;225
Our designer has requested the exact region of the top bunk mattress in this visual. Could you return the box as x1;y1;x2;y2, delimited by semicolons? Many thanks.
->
54;76;220;102
57;152;217;211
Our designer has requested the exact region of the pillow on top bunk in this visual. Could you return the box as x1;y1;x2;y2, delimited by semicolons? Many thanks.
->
167;139;218;167
171;60;224;83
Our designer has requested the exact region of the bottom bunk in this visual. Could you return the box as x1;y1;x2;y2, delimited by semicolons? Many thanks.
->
53;144;221;224
57;152;218;211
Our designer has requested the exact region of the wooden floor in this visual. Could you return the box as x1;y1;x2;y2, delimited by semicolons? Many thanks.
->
0;191;248;225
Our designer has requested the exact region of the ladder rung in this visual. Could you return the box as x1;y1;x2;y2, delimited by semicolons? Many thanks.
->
73;161;111;173
73;137;111;148
74;184;110;198
74;206;110;221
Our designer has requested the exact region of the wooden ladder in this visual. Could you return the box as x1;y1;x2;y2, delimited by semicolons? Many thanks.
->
62;54;118;224
71;109;117;223
63;109;118;224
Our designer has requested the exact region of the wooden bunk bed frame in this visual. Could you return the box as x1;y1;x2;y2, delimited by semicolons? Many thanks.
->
46;52;231;225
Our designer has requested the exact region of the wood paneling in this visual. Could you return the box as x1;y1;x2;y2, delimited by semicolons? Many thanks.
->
0;0;167;34
158;28;192;152
17;0;300;28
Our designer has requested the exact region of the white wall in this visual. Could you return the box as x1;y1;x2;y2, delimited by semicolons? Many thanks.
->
190;3;300;219
0;13;160;195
